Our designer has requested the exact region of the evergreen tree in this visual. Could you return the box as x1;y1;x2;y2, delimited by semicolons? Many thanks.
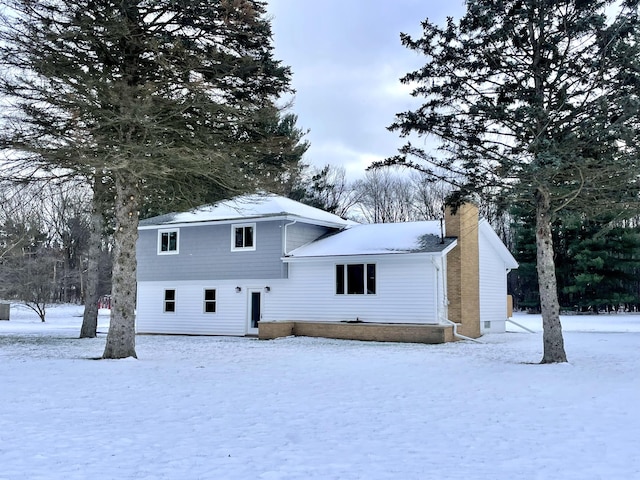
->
139;111;309;219
384;0;640;363
512;211;640;313
560;217;640;311
0;0;292;358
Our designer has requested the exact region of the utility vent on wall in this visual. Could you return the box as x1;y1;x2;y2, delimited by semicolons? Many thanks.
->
484;321;491;329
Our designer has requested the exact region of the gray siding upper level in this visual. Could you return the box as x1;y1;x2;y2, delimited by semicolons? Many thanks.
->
137;220;337;282
285;222;334;253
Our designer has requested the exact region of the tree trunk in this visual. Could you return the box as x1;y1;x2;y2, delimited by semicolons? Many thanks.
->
535;187;568;363
102;172;138;359
80;178;104;339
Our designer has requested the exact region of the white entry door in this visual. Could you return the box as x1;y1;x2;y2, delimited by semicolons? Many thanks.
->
247;289;262;335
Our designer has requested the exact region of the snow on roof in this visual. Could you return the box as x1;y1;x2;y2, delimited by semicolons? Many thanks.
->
286;221;455;258
140;193;353;228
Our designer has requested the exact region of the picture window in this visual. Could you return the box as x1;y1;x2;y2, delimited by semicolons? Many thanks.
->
336;263;376;295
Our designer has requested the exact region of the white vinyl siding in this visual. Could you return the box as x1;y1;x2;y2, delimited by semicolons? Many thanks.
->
267;255;440;324
137;281;248;335
479;231;509;332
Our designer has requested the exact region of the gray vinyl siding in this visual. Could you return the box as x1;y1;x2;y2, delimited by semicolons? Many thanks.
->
285;222;336;253
137;220;286;281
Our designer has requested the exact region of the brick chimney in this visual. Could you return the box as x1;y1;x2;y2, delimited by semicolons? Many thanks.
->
445;203;481;338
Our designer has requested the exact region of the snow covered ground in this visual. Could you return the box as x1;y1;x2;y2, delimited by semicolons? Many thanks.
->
1;304;639;480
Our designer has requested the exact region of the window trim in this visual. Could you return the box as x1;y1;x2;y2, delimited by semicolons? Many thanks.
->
157;228;180;255
164;289;176;313
203;288;217;314
335;263;376;295
231;223;256;251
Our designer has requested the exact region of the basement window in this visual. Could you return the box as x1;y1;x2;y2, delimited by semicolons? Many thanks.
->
164;289;176;313
336;263;376;295
204;289;217;313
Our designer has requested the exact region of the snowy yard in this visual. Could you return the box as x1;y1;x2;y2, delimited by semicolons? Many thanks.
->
1;304;639;480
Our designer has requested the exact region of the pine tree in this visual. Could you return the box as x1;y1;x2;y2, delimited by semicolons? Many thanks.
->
562;217;640;311
511;211;640;313
384;0;640;363
0;0;292;358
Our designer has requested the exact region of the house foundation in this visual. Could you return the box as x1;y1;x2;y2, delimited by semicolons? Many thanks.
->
259;321;454;344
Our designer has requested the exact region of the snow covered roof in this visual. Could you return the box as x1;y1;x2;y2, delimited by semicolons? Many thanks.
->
286;221;456;258
139;193;353;228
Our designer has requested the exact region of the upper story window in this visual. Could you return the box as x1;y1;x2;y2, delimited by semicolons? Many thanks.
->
336;263;376;295
158;229;179;255
231;223;256;251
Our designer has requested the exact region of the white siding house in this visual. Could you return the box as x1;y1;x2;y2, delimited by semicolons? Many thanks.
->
135;194;517;340
264;222;457;325
478;221;519;333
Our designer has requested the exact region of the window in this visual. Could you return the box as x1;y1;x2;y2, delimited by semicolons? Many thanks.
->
204;289;216;313
164;289;176;313
158;229;179;255
336;263;376;295
231;223;256;251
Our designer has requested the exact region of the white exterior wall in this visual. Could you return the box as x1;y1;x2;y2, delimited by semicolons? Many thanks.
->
479;233;509;333
265;254;442;324
136;254;447;335
137;280;263;335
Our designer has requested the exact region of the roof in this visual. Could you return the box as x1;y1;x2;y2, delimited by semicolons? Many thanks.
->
286;221;456;258
139;193;353;228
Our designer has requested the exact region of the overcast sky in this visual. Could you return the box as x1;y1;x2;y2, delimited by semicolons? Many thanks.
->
265;1;466;179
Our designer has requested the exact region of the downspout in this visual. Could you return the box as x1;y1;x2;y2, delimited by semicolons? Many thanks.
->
503;268;533;332
506;318;536;334
432;256;482;344
283;220;297;255
444;318;482;343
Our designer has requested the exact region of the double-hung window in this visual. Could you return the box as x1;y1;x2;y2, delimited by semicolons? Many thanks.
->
336;263;376;295
231;223;256;251
164;289;176;312
204;289;217;313
158;229;179;255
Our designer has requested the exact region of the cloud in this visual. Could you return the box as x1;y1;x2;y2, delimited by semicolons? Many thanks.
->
307;140;386;180
266;0;466;177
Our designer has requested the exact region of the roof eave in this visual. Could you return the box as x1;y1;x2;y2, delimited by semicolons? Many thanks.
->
139;213;351;230
282;244;457;263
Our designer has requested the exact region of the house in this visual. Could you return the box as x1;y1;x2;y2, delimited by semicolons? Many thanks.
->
136;193;518;343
